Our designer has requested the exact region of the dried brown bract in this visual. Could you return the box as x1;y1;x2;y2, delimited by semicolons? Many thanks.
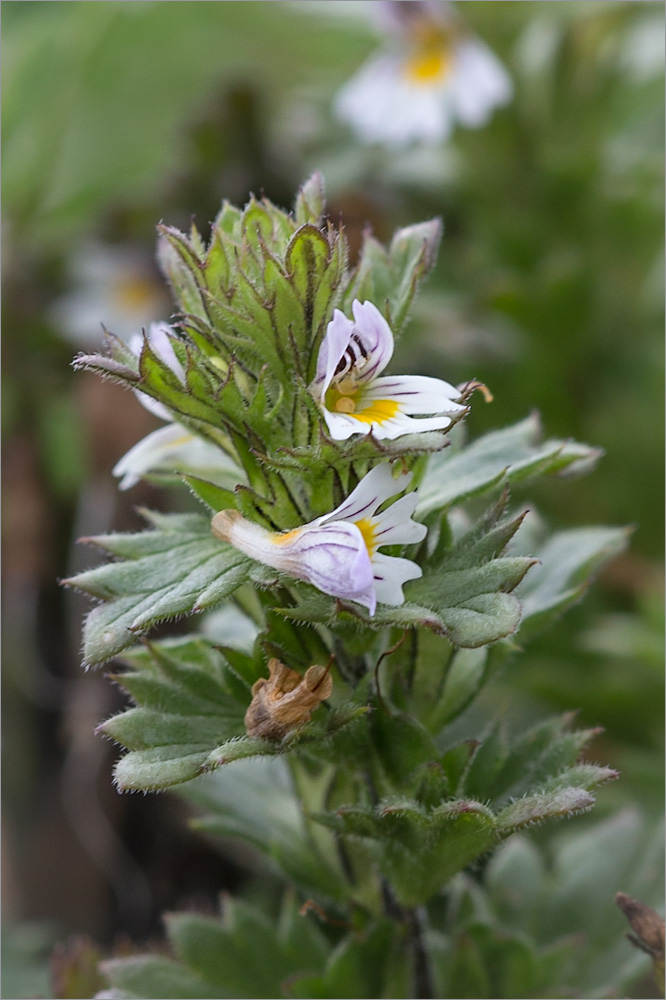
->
616;892;665;993
244;658;333;741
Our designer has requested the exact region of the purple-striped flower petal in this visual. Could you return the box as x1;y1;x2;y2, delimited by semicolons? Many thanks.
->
313;299;469;440
212;464;427;615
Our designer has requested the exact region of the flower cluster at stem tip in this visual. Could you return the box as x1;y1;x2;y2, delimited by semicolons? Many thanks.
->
106;210;480;618
210;299;472;616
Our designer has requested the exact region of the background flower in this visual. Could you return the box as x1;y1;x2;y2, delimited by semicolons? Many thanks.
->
334;0;513;146
49;243;168;348
113;323;242;489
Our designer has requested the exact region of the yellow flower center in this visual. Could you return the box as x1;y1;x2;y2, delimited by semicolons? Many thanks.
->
355;517;378;557
325;380;400;426
114;275;158;311
403;27;453;86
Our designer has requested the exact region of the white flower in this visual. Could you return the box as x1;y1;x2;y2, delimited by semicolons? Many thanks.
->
311;299;467;440
49;243;168;348
334;0;513;148
113;323;240;490
212;464;427;616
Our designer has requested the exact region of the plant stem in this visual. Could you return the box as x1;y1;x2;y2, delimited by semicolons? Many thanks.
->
380;880;435;999
408;906;435;1000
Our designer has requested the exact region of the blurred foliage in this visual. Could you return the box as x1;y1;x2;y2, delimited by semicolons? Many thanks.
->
2;1;663;997
1;922;55;1000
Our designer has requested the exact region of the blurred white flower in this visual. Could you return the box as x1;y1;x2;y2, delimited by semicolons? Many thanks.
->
212;464;426;615
50;243;168;347
113;323;241;490
311;299;467;440
334;0;512;147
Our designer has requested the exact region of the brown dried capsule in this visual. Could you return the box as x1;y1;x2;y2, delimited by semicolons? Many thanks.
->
244;658;333;741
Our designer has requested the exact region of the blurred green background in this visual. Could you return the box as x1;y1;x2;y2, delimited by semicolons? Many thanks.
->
2;1;663;996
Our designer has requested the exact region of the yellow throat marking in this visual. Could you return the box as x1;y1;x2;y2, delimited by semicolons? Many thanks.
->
326;381;400;425
355;517;378;557
273;527;303;546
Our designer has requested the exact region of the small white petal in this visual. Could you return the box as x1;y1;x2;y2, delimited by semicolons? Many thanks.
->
350;300;394;381
320;464;413;525
49;244;166;347
373;493;427;546
335;53;402;140
450;39;513;128
213;465;426;615
283;523;377;612
371;552;423;606
363;375;465;415
315;308;355;394
358;411;457;440
320;408;367;441
113;423;238;490
133;391;172;422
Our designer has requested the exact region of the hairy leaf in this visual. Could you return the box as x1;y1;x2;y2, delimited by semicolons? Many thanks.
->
416;414;601;520
64;512;254;665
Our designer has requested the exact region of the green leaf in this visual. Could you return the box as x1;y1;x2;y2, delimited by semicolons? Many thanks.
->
386;799;497;905
440;741;480;797
342;234;391;312
342;220;441;336
182;475;238;512
100;956;220;1000
157;225;207;318
316;796;497;906
416;414;601;520
541;763;619;793
427;647;490;730
443;924;542;1000
286;225;330;307
186;759;347;899
488;718;603;806
101;895;331;1000
495;787;596;835
64;512;253;665
441;928;491;1000
166;904;298;999
460;713;607;808
460;723;508;803
113;744;214;792
387;219;443;332
408;590;525;649
103;705;243;751
516;525;630;639
370;711;439;789
324;921;399;1000
279;513;534;649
